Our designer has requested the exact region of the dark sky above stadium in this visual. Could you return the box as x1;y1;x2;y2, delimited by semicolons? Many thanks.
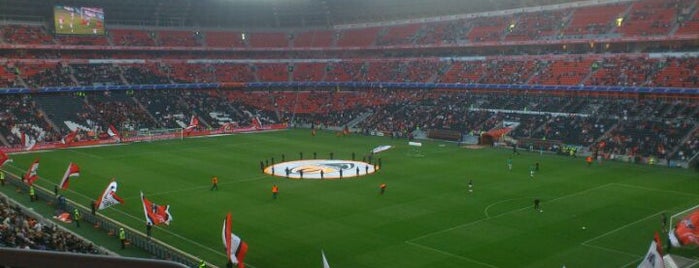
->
0;0;584;28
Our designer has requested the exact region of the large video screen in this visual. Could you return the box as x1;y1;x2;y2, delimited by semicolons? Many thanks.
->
54;5;105;35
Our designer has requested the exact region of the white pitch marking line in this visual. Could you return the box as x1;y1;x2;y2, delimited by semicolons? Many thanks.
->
612;183;699;198
405;241;499;268
408;183;615;243
581;243;640;258
581;211;664;245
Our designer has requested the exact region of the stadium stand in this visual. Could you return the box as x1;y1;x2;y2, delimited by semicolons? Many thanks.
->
157;30;202;47
336;27;381;47
0;195;101;254
617;0;688;37
248;32;289;48
108;29;155;46
292;30;336;47
561;3;629;37
204;31;246;48
0;25;54;45
376;23;421;46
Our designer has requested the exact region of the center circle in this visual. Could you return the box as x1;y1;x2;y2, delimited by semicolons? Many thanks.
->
264;159;377;179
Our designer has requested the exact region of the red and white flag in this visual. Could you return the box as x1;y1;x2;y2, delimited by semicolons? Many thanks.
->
222;212;248;268
21;132;37;151
96;180;124;210
637;239;665;268
0;149;12;167
61;130;78;145
59;162;80;190
186;115;199;130
107;125;121;140
23;159;40;185
141;192;172;225
669;209;699;247
252;117;262;129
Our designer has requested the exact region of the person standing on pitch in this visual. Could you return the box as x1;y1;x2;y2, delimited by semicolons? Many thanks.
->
29;185;36;202
119;227;126;249
468;179;473;192
73;208;81;227
379;183;386;195
534;199;542;212
272;184;279;199
507;157;513;171
146;222;153;239
210;176;219;191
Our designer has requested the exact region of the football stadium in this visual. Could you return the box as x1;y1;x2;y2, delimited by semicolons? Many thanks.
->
0;0;698;267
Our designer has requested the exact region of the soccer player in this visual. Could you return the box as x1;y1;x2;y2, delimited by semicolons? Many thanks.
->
507;157;513;171
534;199;541;212
586;155;593;167
529;165;535;178
272;184;279;199
379;183;386;195
468;179;473;192
210;176;219;191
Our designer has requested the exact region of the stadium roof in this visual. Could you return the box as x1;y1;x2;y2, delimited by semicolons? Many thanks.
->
0;0;583;29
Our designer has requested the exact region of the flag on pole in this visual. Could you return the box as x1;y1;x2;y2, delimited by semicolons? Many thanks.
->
61;130;78;145
59;162;80;190
222;212;248;268
96;180;124;210
23;159;40;185
252;117;262;129
107;124;121;141
0;149;12;167
669;209;699;247
141;192;172;225
322;250;331;268
637;239;665;268
186;115;199;130
21;132;37;151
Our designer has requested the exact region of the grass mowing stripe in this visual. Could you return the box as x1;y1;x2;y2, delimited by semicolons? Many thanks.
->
408;183;615;243
404;241;498;268
4;129;698;267
580;211;664;256
612;183;699;198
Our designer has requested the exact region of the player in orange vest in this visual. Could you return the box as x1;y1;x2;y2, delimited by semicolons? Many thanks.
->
379;183;386;195
585;156;593;167
272;184;279;199
211;176;219;191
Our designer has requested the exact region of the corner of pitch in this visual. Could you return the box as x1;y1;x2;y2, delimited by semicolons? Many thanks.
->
264;159;377;179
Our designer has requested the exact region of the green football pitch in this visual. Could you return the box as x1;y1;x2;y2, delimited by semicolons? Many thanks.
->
4;129;699;267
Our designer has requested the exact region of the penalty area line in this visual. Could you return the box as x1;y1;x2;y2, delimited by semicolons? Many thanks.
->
405;241;498;268
408;183;615;243
581;211;664;245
